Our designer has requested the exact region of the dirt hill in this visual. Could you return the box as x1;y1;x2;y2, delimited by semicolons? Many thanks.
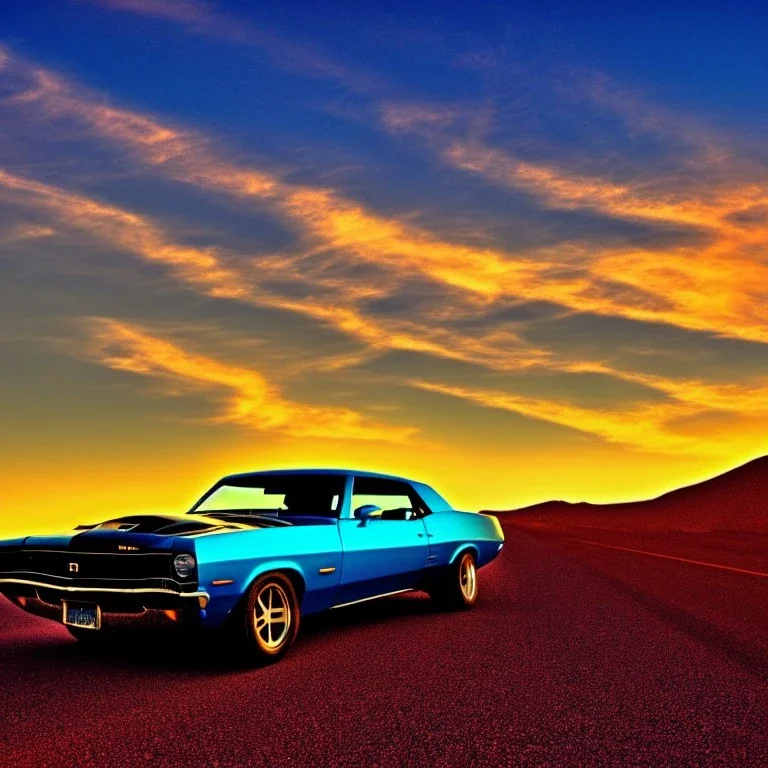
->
485;456;768;534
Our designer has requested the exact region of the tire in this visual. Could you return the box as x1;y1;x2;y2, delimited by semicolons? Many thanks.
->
429;551;478;610
237;572;301;665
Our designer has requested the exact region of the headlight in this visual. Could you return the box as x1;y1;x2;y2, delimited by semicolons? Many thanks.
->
173;554;196;578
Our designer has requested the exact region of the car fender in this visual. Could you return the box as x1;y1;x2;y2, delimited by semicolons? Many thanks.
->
422;510;503;570
200;559;309;627
448;543;480;565
243;559;308;597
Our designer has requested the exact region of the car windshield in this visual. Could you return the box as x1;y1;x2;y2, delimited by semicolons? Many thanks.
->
190;474;345;518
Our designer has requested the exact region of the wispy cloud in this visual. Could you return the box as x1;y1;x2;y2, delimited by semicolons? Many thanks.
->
0;169;249;301
0;222;56;245
380;98;768;345
442;142;742;229
5;165;766;456
3;47;768;460
85;0;376;92
80;317;417;441
553;361;768;417
560;69;735;161
5;47;768;348
0;166;557;382
411;379;768;456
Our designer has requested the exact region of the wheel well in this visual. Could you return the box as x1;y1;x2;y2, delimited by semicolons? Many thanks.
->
234;568;306;614
450;544;479;565
273;568;306;603
222;568;307;631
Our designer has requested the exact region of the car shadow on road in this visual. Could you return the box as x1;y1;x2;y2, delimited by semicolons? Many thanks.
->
15;593;439;676
302;591;436;637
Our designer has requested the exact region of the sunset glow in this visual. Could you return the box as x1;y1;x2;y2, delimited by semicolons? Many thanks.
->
1;2;767;535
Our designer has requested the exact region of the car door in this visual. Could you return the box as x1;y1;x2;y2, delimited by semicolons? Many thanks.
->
335;477;430;606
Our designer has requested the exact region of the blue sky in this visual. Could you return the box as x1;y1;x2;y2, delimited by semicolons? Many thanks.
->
1;0;767;531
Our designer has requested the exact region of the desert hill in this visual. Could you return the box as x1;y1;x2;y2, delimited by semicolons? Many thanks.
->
485;456;768;534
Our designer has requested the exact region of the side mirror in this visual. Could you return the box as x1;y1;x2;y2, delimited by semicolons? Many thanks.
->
354;504;382;523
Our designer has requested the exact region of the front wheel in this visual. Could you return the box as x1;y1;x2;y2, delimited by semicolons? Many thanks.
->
429;551;478;610
238;573;300;664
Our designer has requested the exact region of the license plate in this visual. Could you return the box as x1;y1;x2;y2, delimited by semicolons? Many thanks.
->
63;602;101;630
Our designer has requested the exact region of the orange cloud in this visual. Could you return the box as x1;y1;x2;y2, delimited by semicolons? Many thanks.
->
591;367;768;416
0;168;554;377
2;166;767;447
410;380;767;457
444;143;737;229
0;222;56;244
380;100;768;344
81;318;417;442
4;48;768;465
0;60;545;301
0;169;250;301
2;47;760;346
3;162;768;433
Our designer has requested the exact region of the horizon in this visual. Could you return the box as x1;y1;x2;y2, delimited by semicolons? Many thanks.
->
483;453;768;512
2;1;768;536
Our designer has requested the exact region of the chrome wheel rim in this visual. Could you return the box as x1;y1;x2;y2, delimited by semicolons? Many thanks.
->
459;555;477;601
253;583;291;650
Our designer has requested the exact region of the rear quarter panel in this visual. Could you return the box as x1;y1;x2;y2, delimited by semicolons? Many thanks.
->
422;511;504;568
191;524;342;625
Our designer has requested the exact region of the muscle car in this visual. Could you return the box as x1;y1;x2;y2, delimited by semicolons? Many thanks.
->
0;469;504;663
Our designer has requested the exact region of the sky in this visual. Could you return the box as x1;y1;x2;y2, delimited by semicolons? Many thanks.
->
1;0;767;535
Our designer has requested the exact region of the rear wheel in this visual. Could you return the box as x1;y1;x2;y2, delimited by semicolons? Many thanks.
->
429;551;478;610
238;573;300;664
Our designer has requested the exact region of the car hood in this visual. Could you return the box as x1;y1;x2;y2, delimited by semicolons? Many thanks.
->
14;513;268;553
75;513;263;536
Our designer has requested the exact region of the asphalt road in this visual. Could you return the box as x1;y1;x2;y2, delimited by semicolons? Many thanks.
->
1;524;766;767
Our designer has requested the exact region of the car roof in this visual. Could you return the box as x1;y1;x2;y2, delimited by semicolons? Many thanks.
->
221;468;416;484
212;468;454;513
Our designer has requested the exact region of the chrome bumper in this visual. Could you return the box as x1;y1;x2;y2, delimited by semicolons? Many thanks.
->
1;578;209;629
0;576;206;598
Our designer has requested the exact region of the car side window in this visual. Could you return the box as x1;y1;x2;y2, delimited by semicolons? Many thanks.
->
351;477;425;520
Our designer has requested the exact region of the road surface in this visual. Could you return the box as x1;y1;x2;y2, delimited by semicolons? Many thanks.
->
1;524;766;767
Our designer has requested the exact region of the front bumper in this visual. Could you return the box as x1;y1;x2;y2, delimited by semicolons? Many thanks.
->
0;577;209;630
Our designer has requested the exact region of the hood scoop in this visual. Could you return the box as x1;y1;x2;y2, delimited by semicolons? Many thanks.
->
99;521;140;531
80;515;232;536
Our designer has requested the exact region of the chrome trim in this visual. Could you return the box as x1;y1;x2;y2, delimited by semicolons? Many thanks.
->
318;567;337;575
331;588;413;610
16;595;200;628
0;572;183;585
21;550;172;556
0;577;208;598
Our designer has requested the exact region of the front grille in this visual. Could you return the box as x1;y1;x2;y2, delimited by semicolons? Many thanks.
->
19;550;175;581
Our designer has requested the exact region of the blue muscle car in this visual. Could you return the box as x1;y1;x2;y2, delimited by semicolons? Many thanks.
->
0;469;504;663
